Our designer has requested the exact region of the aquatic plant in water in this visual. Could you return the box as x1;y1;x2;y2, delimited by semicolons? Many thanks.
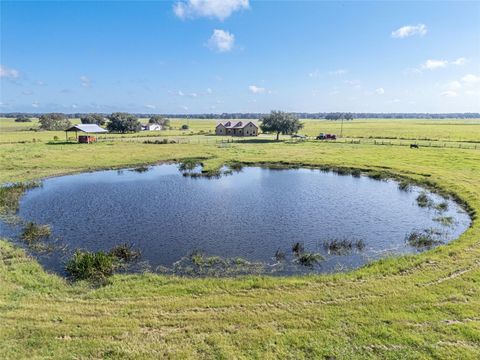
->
416;192;433;208
21;222;51;243
322;238;365;255
405;230;443;248
295;252;323;266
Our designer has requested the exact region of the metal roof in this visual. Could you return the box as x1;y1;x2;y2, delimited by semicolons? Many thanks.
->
65;124;108;133
216;120;258;129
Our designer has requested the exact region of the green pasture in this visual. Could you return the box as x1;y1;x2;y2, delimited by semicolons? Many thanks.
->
0;118;479;358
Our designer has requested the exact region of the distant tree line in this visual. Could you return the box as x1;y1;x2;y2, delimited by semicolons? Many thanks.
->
33;112;173;133
324;113;354;121
3;112;479;120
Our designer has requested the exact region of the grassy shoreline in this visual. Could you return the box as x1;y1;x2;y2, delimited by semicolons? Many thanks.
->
1;122;480;358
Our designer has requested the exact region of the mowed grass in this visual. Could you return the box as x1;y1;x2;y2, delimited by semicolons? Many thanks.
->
0;119;480;359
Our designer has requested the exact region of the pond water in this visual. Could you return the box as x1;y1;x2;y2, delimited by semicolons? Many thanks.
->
0;164;471;276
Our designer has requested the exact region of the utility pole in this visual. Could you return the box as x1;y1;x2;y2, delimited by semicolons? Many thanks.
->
340;114;344;138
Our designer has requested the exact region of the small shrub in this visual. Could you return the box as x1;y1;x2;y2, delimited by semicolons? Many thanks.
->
66;250;118;282
15;117;32;122
143;139;175;144
416;192;432;208
21;222;51;243
181;124;189;130
295;252;323;266
53;135;59;141
109;243;141;262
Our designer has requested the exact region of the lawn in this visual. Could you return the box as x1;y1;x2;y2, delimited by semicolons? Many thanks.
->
0;119;479;359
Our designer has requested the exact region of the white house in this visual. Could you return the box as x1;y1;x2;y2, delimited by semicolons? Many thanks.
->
142;124;162;131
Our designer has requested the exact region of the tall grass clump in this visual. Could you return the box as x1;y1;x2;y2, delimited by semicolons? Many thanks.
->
416;192;432;208
229;162;244;172
0;182;40;215
66;250;119;282
433;216;454;226
295;252;323;266
323;238;365;255
274;248;286;262
291;242;304;256
21;222;51;243
434;201;449;212
109;243;141;262
291;242;323;266
406;230;442;248
398;180;411;191
178;158;202;171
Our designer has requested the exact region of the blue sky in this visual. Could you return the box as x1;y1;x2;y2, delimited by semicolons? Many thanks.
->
1;0;479;113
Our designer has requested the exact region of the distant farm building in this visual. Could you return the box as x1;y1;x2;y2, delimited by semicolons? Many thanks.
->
142;124;162;131
215;121;259;136
65;124;108;143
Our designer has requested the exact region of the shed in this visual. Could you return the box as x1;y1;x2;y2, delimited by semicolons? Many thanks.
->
65;124;108;143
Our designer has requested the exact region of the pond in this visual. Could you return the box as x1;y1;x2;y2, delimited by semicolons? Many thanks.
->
0;164;471;276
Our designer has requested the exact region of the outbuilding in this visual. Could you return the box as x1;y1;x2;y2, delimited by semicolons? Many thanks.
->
65;124;108;143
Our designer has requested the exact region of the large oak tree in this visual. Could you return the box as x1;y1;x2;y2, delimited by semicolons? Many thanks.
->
260;111;303;141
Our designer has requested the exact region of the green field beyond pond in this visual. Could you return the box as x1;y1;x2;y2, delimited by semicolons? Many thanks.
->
0;118;480;359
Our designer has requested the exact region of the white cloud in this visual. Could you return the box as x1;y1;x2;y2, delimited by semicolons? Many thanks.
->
80;75;91;87
440;91;458;97
421;59;448;70
207;29;235;52
0;65;20;79
145;104;156;109
445;80;462;90
308;69;320;78
189;92;198;98
206;87;212;94
344;79;361;89
173;0;249;21
375;87;385;95
452;57;467;66
31;101;39;108
329;69;347;76
461;74;480;85
72;104;78;109
391;24;427;38
248;85;266;94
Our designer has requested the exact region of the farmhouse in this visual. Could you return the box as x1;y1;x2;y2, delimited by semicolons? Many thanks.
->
215;121;259;136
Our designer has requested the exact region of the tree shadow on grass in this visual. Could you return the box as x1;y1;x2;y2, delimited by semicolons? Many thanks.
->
231;139;279;144
46;141;81;145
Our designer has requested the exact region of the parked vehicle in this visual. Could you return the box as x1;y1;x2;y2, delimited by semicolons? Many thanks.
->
316;133;337;140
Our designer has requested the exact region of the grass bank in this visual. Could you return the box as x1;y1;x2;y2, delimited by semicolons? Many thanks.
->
1;122;479;358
